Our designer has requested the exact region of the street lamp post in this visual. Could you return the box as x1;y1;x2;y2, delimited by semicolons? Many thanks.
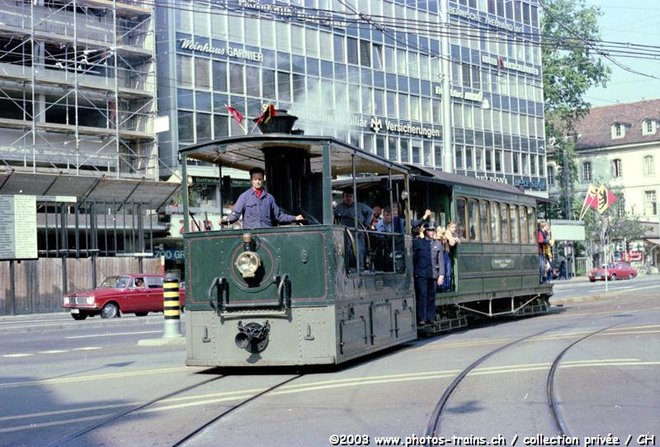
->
563;146;571;219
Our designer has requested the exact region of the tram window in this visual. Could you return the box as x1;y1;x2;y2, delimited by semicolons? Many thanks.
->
520;206;529;243
510;205;519;243
480;200;490;242
467;199;479;242
500;203;510;243
456;198;467;239
490;202;500;243
527;207;536;242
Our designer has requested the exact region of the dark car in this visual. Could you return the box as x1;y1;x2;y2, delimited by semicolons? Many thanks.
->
63;274;186;320
587;262;637;282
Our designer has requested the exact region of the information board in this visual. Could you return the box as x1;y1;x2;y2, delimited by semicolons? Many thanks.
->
0;195;38;260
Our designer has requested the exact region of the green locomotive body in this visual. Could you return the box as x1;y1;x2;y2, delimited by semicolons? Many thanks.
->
184;225;416;366
180;131;417;366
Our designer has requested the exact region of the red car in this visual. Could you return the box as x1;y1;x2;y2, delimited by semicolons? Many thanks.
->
587;262;638;282
63;274;186;320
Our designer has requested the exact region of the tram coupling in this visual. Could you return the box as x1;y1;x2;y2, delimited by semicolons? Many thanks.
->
235;320;271;353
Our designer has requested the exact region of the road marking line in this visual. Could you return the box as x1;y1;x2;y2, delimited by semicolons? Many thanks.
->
66;331;161;339
0;366;194;389
38;350;67;354
2;353;33;358
72;347;103;351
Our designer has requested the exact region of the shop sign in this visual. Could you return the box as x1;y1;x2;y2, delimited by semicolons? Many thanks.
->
366;116;441;139
154;248;185;261
449;6;524;33
179;39;263;62
475;175;508;184
514;178;546;190
237;0;346;28
481;55;539;76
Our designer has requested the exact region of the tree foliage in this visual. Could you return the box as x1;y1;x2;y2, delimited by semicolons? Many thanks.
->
542;0;611;139
541;0;611;221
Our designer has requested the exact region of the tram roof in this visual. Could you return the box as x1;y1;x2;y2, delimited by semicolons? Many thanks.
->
335;164;538;204
179;134;409;176
407;165;526;194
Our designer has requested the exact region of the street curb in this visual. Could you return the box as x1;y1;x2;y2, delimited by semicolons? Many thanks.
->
550;289;630;305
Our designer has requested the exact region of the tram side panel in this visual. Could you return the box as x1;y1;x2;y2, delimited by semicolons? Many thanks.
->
451;241;551;318
332;229;417;363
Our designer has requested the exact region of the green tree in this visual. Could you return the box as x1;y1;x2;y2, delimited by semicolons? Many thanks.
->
542;0;611;219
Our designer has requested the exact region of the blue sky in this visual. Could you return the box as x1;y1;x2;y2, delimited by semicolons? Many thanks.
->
583;1;660;106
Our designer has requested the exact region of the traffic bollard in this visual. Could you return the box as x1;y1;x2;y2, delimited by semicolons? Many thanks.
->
163;275;182;338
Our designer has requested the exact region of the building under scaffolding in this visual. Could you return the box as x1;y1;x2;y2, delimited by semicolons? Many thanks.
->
0;1;181;314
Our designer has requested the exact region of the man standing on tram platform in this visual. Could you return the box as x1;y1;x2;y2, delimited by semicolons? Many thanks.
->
334;186;373;270
220;167;304;229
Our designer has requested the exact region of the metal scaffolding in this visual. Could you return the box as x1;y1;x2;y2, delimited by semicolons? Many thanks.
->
0;0;157;178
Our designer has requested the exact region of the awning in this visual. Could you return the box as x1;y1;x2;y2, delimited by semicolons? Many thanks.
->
0;170;179;209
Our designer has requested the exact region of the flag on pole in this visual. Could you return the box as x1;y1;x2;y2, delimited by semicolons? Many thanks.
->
578;183;599;220
255;103;276;125
225;104;244;125
596;184;617;214
225;104;246;133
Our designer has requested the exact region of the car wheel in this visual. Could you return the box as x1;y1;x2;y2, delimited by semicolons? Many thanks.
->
72;313;88;320
610;274;616;281
135;312;148;317
101;303;119;319
589;279;596;282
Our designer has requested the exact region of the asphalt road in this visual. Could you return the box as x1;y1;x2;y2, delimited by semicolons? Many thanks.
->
1;276;658;447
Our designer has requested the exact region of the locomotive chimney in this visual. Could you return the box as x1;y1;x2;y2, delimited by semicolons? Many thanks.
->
253;108;302;135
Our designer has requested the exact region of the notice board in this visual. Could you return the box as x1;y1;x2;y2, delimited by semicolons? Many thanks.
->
0;195;38;260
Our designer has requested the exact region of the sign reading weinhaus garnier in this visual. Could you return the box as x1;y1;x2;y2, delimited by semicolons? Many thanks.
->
179;39;264;62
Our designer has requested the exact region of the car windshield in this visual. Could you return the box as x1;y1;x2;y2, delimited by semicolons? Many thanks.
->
99;276;130;289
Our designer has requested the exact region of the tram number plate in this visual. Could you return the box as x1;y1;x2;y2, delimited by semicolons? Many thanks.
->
491;258;514;269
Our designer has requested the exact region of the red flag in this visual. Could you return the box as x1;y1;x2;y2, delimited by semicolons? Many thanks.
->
225;105;244;125
256;103;276;125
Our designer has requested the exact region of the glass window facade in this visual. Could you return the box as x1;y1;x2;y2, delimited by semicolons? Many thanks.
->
157;0;547;194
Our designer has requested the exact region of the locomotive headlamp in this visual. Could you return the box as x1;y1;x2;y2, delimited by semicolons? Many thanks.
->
235;250;261;278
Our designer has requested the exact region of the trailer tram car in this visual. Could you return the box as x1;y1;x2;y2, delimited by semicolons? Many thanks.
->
339;167;553;334
180;114;552;367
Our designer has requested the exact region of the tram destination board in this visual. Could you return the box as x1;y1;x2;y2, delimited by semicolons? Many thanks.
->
0;195;38;260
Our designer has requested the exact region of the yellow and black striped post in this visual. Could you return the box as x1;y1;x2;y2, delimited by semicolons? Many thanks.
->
163;275;182;338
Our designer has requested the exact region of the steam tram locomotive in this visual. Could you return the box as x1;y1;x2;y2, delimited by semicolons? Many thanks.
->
180;113;551;367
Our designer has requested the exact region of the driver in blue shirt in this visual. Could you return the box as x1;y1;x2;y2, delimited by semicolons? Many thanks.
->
221;167;304;229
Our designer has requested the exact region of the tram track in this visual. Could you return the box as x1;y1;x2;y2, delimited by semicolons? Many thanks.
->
45;371;304;447
424;320;625;438
46;373;227;447
546;325;619;437
171;374;303;446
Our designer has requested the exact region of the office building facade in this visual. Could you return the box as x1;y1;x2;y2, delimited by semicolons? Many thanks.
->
155;0;548;202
